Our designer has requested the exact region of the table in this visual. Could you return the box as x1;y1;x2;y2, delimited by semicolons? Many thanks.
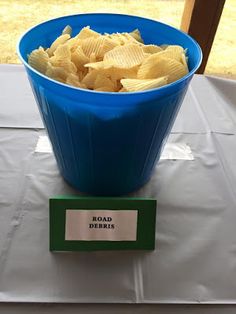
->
0;65;236;312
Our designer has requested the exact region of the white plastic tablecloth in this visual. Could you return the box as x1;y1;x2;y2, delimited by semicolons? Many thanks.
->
0;65;236;311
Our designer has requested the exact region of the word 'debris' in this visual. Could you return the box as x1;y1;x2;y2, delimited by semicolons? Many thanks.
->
89;216;114;229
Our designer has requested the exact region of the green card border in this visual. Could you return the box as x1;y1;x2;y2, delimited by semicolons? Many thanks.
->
50;196;157;251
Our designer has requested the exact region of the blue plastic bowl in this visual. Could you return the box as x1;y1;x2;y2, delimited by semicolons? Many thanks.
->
17;13;202;195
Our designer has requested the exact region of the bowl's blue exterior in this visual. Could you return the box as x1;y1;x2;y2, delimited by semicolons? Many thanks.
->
18;13;202;195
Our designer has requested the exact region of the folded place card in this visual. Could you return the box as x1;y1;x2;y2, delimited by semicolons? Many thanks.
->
50;196;157;251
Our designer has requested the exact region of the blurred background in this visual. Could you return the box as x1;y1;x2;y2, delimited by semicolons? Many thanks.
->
0;0;235;79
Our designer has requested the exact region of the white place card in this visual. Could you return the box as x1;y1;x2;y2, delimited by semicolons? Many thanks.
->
65;209;138;241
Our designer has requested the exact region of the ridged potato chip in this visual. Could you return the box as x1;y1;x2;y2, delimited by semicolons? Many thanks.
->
94;73;115;90
100;37;118;56
116;80;123;91
49;57;77;74
66;38;82;52
137;53;163;78
104;32;139;46
78;70;87;82
71;46;89;71
28;46;49;74
160;45;184;62
66;73;86;88
81;37;99;58
110;65;139;81
95;86;116;92
129;29;143;43
81;70;99;89
85;61;138;81
121;76;168;91
160;44;169;49
45;63;68;82
104;43;146;68
118;87;127;92
142;44;162;54
62;25;72;36
75;26;100;40
138;55;188;83
149;50;179;62
166;45;184;55
84;60;114;70
89;52;97;63
82;36;117;59
52;44;71;60
181;53;189;71
47;34;70;56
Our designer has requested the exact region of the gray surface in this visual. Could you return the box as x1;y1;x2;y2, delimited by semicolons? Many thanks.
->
1;303;236;314
0;65;236;309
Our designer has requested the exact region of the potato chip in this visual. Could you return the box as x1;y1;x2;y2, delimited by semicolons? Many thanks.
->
99;37;118;56
142;44;162;54
137;53;163;78
118;87;127;92
66;37;81;52
52;44;71;60
81;37;101;58
94;73;115;90
160;45;184;62
71;46;89;71
47;34;70;56
66;73;86;88
95;86;115;92
166;45;184;55
110;65;139;81
164;58;189;83
104;43;146;68
160;44;169;50
104;32;138;46
181;53;189;71
49;57;77;74
121;76;168;91
138;55;188;83
45;63;68;82
84;60;114;70
62;25;72;36
89;52;97;63
77;70;86;82
85;64;137;83
82;68;118;91
145;50;176;63
28;47;49;74
129;29;143;43
84;60;138;81
81;69;99;89
81;36;117;59
116;80;123;91
75;26;100;40
48;76;65;83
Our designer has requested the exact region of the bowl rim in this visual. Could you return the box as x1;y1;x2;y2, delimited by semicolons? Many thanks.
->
17;12;203;96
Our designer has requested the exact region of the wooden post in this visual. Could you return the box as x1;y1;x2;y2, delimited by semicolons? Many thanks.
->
181;0;226;74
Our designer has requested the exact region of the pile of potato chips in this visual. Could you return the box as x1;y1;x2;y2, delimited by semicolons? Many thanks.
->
28;25;189;92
